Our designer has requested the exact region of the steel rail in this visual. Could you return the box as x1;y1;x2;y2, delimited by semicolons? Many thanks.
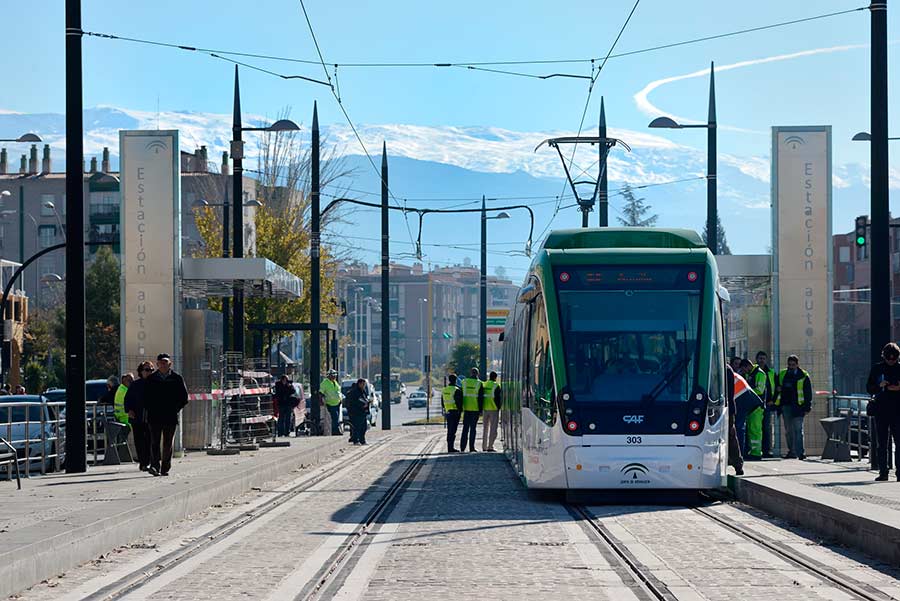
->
693;506;896;601
298;434;441;600
79;437;397;601
568;504;675;601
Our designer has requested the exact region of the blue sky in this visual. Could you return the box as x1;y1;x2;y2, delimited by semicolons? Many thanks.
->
4;1;896;160
2;1;898;274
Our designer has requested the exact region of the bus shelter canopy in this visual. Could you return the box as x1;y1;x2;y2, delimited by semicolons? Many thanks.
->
181;257;303;299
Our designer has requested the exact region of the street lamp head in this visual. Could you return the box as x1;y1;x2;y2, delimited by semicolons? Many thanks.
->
42;200;55;210
648;116;681;129
192;199;211;209
242;199;263;208
495;212;510;220
41;273;63;283
852;131;872;142
266;119;301;132
0;190;10;198
16;133;41;143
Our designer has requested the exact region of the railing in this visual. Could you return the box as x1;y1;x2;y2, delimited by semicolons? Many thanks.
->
0;400;101;481
830;394;874;466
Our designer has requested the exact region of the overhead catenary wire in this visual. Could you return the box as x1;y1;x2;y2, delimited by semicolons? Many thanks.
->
79;6;867;71
296;0;418;250
539;0;640;242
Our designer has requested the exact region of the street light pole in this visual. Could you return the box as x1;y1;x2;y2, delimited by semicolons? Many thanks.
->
222;170;230;351
707;62;718;255
64;0;86;473
380;144;391;430
231;66;245;355
598;97;609;227
310;102;322;427
870;0;890;364
480;196;487;376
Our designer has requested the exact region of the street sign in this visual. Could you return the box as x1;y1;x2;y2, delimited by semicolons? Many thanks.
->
487;326;505;334
486;318;506;326
487;309;509;317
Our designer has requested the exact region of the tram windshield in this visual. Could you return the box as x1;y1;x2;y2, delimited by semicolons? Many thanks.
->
555;266;703;403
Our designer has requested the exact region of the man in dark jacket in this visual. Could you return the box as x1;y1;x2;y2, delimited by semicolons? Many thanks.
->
867;342;900;481
124;361;154;471
145;353;188;476
345;379;369;445
274;376;297;437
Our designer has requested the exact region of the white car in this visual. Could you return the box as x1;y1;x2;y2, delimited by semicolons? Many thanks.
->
407;390;428;409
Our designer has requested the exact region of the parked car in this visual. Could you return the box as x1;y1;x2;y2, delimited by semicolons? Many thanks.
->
0;395;66;474
340;379;380;427
407;390;428;409
45;380;115;450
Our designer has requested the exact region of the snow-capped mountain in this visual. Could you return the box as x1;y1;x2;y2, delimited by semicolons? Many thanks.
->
0;105;884;260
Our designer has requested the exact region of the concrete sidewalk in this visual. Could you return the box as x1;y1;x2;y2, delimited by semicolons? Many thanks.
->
0;432;378;599
730;457;900;566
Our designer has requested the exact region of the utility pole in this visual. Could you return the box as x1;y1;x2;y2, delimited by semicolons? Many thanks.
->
707;62;718;255
870;0;890;363
222;164;230;351
480;196;487;376
64;0;87;472
310;102;322;427
598;97;609;227
380;143;391;429
231;66;245;354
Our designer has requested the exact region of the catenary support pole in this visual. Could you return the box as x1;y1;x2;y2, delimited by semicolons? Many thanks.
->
707;62;718;255
222;169;230;351
231;66;244;354
310;102;322;428
598;98;609;227
871;1;890;364
380;143;391;429
18;186;24;262
480;196;487;376
64;0;86;473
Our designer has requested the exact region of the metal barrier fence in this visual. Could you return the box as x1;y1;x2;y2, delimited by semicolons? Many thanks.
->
0;399;102;481
212;354;276;450
829;394;879;468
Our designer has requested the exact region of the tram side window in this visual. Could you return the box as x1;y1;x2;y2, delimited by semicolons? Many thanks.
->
709;299;725;401
531;295;554;424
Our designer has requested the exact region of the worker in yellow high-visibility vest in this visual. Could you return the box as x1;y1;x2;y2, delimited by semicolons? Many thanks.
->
320;369;343;436
459;367;483;453
441;373;464;453
481;371;501;452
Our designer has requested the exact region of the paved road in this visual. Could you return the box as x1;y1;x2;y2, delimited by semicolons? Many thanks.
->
12;426;900;601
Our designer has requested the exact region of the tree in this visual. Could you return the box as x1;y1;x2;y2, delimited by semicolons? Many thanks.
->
447;342;479;376
616;184;658;227
702;215;732;255
193;107;351;358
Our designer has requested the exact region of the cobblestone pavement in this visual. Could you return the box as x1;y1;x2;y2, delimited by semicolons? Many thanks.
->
10;425;900;601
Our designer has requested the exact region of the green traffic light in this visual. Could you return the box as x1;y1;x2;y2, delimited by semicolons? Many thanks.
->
857;236;866;245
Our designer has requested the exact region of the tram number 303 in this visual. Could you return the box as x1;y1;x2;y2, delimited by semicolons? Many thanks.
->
625;436;643;444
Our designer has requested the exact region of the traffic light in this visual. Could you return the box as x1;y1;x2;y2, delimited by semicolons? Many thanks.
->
855;216;868;247
442;332;453;340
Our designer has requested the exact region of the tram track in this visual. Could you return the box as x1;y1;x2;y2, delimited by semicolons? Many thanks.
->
295;433;440;601
568;504;676;601
71;435;401;601
692;505;899;601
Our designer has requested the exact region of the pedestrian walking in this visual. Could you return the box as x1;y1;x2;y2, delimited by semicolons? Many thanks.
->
867;342;900;481
345;378;369;445
726;364;745;476
748;351;777;457
274;375;297;437
125;361;154;471
320;369;343;436
460;367;483;453
442;374;463;453
144;353;188;477
481;371;501;452
775;354;813;460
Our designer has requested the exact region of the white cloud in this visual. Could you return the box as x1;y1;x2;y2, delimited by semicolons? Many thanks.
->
633;43;867;131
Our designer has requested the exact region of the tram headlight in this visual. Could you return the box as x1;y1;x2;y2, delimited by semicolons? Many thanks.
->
566;420;578;432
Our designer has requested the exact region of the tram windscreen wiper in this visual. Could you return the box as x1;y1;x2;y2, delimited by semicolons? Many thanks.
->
642;357;689;403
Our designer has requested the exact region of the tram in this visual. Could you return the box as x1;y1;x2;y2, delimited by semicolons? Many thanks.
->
499;228;728;490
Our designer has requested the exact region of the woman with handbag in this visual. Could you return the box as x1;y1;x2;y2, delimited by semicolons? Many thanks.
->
867;342;900;481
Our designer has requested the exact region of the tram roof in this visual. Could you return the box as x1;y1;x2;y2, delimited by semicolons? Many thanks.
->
541;228;706;251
